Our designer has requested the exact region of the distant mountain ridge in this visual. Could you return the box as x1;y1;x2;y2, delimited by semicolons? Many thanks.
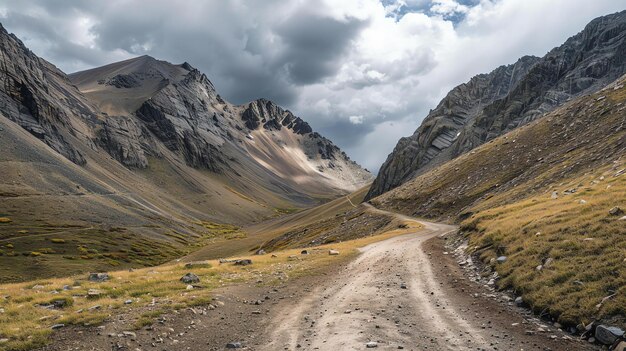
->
367;10;626;199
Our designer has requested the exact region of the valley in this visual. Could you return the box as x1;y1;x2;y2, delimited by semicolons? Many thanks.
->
0;5;625;351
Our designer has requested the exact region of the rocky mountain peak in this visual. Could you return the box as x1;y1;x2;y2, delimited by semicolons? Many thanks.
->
366;10;626;200
241;98;313;135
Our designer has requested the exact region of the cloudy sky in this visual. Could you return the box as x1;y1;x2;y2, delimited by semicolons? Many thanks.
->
0;0;624;171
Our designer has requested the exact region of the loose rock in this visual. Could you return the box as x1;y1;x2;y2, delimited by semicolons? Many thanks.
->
180;273;200;284
234;259;252;266
88;273;109;282
595;325;624;345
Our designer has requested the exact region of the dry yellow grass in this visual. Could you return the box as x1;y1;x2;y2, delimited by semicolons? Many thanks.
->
463;163;625;327
0;220;419;351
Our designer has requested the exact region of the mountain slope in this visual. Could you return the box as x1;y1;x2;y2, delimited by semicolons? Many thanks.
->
0;24;370;282
370;75;626;328
367;10;626;199
69;55;371;197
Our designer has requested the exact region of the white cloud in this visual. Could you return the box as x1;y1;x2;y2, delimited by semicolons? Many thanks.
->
349;115;365;124
430;0;469;16
1;0;625;173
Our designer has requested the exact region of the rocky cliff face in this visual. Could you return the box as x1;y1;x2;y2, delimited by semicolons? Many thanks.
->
0;24;97;165
367;10;626;199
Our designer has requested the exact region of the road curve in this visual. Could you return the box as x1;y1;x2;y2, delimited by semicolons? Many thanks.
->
264;206;591;351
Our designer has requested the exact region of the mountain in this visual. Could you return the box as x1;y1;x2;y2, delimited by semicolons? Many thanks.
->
68;55;371;194
0;24;371;282
371;72;626;329
367;10;626;199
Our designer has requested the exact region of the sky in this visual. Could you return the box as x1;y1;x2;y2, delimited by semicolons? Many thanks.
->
0;0;624;172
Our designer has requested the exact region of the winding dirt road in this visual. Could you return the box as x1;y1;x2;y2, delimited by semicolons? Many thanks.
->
264;207;593;351
39;206;596;351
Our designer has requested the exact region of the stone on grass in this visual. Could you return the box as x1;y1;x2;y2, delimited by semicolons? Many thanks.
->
609;207;624;216
88;273;109;282
180;273;200;284
51;324;65;330
234;259;252;266
301;250;309;255
255;249;266;255
329;250;340;256
496;256;507;263
87;289;102;298
184;262;210;269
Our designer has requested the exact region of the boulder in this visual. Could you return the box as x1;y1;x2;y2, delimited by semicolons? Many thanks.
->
88;273;109;282
515;296;524;306
226;342;242;348
87;289;102;298
301;250;309;255
329;250;340;256
595;325;625;345
180;273;200;284
184;262;210;269
609;207;624;216
366;341;378;348
234;259;252;266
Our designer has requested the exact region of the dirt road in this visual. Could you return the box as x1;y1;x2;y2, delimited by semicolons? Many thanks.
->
263;208;593;351
39;207;595;351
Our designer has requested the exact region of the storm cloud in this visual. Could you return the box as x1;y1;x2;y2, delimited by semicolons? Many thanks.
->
0;0;625;171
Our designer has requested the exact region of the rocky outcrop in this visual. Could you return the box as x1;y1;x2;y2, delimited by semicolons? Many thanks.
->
242;98;312;135
367;10;626;199
95;116;153;168
0;24;94;165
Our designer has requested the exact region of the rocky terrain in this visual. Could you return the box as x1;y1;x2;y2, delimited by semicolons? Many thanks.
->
367;10;626;199
0;24;371;282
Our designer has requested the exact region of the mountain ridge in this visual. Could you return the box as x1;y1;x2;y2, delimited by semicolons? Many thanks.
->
367;10;626;200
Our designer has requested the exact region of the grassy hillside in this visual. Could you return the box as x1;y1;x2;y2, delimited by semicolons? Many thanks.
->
181;185;421;260
371;75;626;328
464;165;625;327
0;221;417;351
